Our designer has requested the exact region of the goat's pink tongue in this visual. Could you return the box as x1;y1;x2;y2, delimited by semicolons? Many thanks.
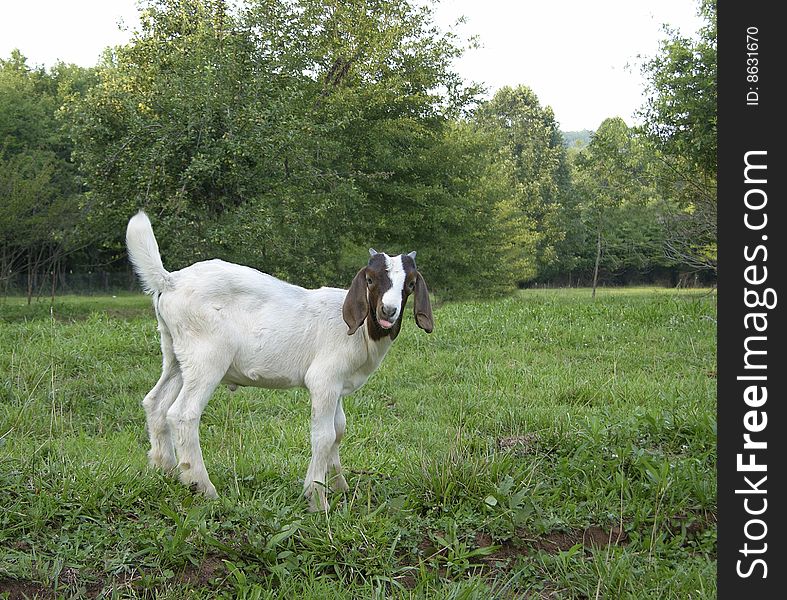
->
379;319;393;329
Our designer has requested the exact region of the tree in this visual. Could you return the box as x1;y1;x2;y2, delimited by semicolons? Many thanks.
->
0;51;92;300
637;0;717;272
67;0;500;296
572;118;667;296
474;85;571;284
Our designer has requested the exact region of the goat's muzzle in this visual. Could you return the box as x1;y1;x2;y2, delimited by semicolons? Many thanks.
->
377;305;398;329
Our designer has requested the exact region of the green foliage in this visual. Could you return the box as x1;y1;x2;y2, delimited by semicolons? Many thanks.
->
0;52;94;295
570;118;675;290
637;0;717;271
1;0;717;297
474;86;572;283
639;0;716;177
65;0;495;295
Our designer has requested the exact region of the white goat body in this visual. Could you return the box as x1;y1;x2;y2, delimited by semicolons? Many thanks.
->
125;211;432;510
154;258;381;393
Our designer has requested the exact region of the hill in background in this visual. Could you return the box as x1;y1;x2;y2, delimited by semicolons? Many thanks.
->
562;129;593;148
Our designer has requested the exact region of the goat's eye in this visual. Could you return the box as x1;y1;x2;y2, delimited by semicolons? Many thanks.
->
408;281;416;291
366;276;374;287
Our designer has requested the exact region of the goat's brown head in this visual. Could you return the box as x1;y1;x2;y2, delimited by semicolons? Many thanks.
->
342;249;433;340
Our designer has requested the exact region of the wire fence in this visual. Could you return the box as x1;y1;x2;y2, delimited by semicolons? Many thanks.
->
2;270;139;298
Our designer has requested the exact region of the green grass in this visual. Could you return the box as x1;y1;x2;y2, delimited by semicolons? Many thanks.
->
0;289;717;598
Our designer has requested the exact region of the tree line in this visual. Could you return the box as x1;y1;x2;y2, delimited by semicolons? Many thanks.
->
1;0;716;301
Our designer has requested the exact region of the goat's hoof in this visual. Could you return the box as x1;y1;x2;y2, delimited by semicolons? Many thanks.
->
189;482;218;499
331;475;350;493
307;497;329;513
184;477;218;499
305;488;329;513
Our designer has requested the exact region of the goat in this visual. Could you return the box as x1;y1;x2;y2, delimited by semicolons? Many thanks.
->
125;211;433;511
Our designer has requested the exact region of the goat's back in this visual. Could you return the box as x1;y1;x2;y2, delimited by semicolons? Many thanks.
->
171;259;299;302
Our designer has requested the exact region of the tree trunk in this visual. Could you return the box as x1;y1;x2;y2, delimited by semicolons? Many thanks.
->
591;225;602;299
27;252;33;305
50;255;59;303
1;245;7;299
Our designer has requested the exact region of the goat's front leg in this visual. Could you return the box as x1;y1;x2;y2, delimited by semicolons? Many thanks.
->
303;380;341;512
328;398;349;493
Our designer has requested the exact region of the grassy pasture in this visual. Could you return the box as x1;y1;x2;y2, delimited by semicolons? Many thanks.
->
0;289;716;598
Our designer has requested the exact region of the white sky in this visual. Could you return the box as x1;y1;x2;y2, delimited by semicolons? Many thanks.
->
1;0;704;132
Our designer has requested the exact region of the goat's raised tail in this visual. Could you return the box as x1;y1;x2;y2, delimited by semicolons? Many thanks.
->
126;211;172;294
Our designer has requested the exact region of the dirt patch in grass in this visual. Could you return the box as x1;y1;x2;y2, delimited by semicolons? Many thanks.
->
405;524;628;585
472;524;628;567
522;525;628;554
498;433;540;455
0;558;227;600
395;526;628;596
176;556;226;587
665;510;717;550
0;579;53;600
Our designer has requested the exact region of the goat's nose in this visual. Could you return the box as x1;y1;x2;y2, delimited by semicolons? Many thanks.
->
381;305;397;319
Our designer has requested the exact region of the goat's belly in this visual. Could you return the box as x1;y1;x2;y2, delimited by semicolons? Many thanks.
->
222;364;302;389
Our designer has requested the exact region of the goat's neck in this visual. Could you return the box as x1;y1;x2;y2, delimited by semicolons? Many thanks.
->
362;320;395;365
365;310;403;342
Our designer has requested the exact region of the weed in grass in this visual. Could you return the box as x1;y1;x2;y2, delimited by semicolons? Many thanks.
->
424;521;500;579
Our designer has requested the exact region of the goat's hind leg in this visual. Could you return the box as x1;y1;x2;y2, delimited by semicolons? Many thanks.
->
142;323;181;472
166;351;229;499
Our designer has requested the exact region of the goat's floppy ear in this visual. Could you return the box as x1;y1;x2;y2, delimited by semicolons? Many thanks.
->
343;268;369;335
413;271;434;333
